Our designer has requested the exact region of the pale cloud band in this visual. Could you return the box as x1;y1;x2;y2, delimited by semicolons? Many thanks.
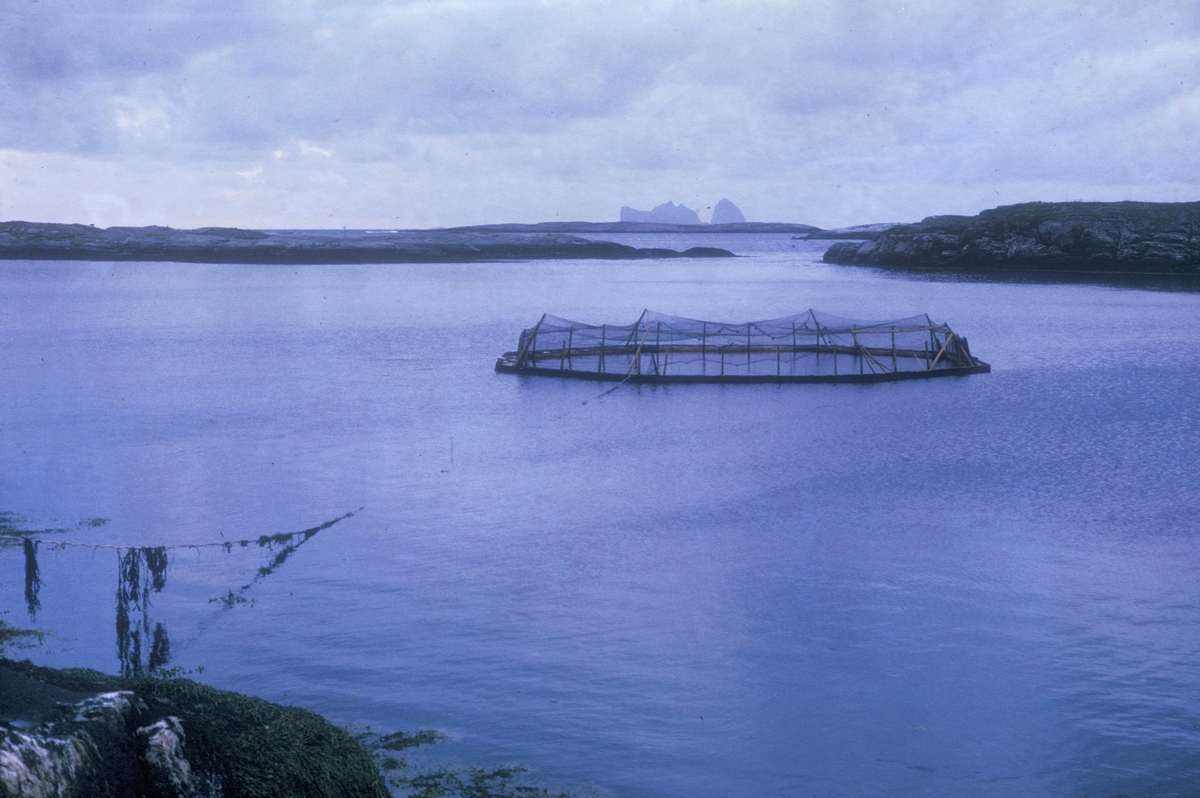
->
1;0;1196;228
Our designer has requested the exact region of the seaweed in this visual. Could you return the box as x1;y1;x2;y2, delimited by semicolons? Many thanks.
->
3;510;357;673
402;766;574;798
116;546;172;676
1;658;390;798
23;538;40;618
356;729;575;798
0;615;44;653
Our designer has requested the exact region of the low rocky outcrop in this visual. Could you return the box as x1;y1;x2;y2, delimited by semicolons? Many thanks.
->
0;660;387;798
823;201;1200;274
0;222;733;264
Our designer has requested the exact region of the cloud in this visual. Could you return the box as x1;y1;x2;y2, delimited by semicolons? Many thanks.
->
0;0;1197;227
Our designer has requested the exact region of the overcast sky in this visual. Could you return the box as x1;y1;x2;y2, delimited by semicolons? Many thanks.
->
1;0;1197;228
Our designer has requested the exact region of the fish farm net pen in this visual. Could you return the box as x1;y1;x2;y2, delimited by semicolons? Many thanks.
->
496;309;990;384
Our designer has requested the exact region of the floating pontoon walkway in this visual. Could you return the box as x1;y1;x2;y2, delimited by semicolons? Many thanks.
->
495;309;990;384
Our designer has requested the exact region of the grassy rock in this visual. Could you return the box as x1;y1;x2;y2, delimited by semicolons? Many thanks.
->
824;201;1200;275
0;659;388;798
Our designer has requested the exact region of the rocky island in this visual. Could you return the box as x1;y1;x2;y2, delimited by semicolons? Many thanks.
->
823;201;1200;275
0;221;734;264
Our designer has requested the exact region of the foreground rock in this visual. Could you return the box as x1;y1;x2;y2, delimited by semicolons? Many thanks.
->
0;659;387;798
823;202;1200;274
0;221;734;264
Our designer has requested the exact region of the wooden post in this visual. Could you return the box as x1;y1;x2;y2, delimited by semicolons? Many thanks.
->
701;322;707;375
599;325;606;373
624;325;652;378
928;332;954;371
560;341;566;370
634;320;642;375
746;325;752;373
891;328;897;372
655;322;662;376
792;322;797;374
720;349;724;376
853;327;862;375
567;326;574;369
516;330;528;367
776;346;781;376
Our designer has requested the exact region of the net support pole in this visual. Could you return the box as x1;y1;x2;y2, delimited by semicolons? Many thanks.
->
891;329;897;373
599;325;606;374
792;322;797;373
746;325;752;373
655;322;662;376
928;332;954;371
567;326;574;369
701;322;707;375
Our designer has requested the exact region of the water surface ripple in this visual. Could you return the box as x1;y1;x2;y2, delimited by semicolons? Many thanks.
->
1;238;1198;797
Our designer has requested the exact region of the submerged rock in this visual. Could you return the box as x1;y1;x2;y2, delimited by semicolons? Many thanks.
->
823;201;1200;274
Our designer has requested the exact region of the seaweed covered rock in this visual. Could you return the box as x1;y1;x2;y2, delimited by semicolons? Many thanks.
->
823;201;1200;275
0;659;388;798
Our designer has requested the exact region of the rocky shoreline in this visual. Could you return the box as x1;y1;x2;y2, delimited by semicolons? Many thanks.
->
0;221;734;264
0;659;387;798
823;201;1200;275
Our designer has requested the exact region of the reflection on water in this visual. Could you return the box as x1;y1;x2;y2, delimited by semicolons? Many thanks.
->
23;539;40;618
210;511;356;610
116;546;169;675
2;511;355;676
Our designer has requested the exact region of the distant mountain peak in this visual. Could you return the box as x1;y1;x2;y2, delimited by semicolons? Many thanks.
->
620;201;703;225
710;198;745;225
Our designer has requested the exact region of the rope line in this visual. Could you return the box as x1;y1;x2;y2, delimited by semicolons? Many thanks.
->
0;510;359;552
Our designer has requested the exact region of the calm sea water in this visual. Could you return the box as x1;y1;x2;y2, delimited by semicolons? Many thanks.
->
2;236;1198;797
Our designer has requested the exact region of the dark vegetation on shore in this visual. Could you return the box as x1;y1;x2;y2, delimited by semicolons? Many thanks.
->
0;221;732;264
1;656;573;798
823;201;1200;276
1;657;390;798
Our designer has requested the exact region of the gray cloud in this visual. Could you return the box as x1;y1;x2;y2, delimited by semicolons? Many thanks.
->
0;0;1197;227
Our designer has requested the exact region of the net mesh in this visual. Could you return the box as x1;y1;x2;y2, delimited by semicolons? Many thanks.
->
504;309;979;379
